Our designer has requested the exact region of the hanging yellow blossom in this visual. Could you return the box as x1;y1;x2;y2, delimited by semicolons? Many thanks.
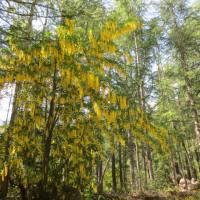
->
65;19;74;35
93;102;101;120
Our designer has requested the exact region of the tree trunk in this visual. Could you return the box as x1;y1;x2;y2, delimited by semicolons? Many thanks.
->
42;64;57;190
96;159;103;193
147;147;154;180
118;144;124;191
122;147;128;191
112;152;117;192
135;141;142;192
127;131;136;191
171;152;178;184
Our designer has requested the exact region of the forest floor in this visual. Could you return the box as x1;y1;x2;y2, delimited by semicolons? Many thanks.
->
95;190;200;200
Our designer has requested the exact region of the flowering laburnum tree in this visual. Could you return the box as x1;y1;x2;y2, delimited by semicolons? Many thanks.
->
0;18;171;198
0;18;139;195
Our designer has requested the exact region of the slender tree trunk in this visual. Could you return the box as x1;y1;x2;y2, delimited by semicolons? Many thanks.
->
142;146;148;188
118;144;124;191
112;152;117;192
135;141;142;192
127;131;136;191
42;64;57;191
122;147;128;191
97;157;110;194
96;159;103;193
111;130;117;193
147;147;154;180
171;152;178;184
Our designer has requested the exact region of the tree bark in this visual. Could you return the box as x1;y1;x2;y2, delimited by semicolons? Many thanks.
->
96;159;103;193
135;141;142;192
112;152;117;192
111;131;117;192
122;147;128;191
118;144;124;191
127;131;136;190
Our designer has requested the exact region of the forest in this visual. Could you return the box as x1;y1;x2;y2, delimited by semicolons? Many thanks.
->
0;0;200;199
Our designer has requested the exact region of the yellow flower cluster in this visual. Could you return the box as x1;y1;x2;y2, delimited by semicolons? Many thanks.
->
69;130;77;139
97;41;116;54
103;110;117;124
1;165;8;182
61;40;77;55
100;21;139;42
0;75;13;84
110;93;117;104
126;53;133;64
65;19;74;35
88;30;97;48
119;96;127;109
87;73;100;92
116;134;125;146
93;102;101;120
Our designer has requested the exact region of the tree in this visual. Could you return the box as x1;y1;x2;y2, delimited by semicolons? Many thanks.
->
0;14;140;197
